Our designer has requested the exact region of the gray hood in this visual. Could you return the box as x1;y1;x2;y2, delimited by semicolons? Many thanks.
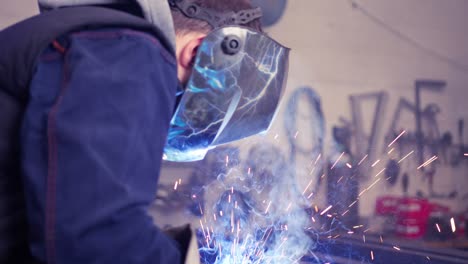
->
38;0;176;50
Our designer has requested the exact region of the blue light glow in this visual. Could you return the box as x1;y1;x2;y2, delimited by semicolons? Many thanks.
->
197;144;314;264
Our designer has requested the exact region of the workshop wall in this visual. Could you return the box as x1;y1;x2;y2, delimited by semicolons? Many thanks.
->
264;0;468;217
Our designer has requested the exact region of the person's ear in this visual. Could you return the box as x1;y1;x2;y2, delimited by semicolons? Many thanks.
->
179;36;204;69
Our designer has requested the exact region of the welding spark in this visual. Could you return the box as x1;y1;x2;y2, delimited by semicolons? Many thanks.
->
367;178;382;191
274;134;279;140
451;217;456;233
353;225;364;229
314;153;322;165
358;154;368;165
331;152;345;170
388;148;395;154
417;155;438;170
264;201;272;214
320;205;333;215
398;150;414;163
260;228;273;249
363;235;366;243
231;210;234;232
302;179;314;195
465;153;468;156
371;159;381;167
380;235;383;243
436;223;441;233
358;189;367;197
346;163;353;168
388;130;406;147
370;250;374;260
199;204;204;215
393;246;401;251
359;178;382;197
294;130;299;139
225;155;229;166
308;167;316;176
307;192;314;199
375;168;386;178
174;181;178;190
277;237;288;250
200;219;207;243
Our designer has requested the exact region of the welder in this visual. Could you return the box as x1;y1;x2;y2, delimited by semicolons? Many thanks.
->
0;0;289;263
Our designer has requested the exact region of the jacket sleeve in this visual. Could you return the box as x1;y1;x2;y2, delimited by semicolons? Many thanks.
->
21;28;181;264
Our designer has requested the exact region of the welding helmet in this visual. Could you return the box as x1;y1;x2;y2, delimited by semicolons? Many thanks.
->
164;0;290;162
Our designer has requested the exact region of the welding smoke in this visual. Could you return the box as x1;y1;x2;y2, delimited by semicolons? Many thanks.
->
199;143;313;263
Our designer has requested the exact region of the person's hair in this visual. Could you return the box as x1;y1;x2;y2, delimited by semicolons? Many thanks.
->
171;0;262;36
